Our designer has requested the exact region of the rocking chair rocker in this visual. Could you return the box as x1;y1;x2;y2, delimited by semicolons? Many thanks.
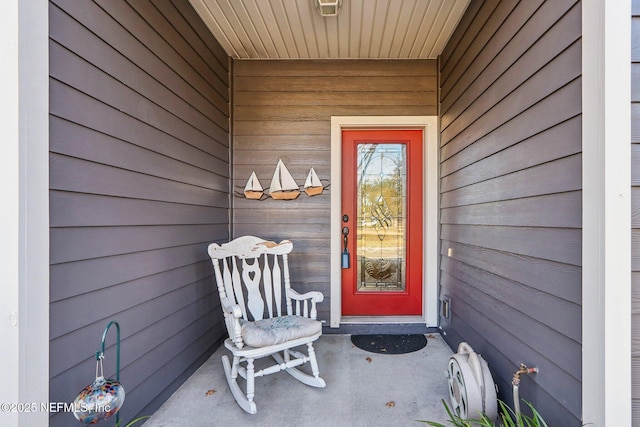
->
208;236;326;414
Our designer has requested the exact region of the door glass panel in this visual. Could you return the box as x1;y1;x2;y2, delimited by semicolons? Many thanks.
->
356;143;406;292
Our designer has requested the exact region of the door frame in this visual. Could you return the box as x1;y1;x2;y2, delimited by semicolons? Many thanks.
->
330;116;439;328
1;0;50;425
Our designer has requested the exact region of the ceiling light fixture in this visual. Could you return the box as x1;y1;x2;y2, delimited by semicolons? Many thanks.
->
315;0;341;17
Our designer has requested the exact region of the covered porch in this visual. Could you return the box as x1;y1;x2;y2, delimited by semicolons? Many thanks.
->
145;334;453;426
2;1;632;426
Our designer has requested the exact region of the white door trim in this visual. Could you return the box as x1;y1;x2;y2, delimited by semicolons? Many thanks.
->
329;116;439;328
0;0;50;425
582;1;631;426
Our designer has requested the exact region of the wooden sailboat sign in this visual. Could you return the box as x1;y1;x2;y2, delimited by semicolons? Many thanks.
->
304;167;323;196
269;159;300;200
243;171;264;200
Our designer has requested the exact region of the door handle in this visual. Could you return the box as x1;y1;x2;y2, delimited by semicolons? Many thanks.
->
342;226;349;248
341;227;350;269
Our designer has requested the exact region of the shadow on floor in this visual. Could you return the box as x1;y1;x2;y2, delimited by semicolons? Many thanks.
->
145;334;453;427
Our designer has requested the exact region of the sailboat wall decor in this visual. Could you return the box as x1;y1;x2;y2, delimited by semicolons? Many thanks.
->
243;171;264;200
269;159;300;200
304;167;323;196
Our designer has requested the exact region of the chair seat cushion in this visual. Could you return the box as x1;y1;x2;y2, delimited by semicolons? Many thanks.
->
241;315;322;347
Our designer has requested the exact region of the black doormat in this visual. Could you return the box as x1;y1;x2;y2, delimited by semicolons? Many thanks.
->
351;334;427;355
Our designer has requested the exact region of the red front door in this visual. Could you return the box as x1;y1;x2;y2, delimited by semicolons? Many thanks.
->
341;129;423;316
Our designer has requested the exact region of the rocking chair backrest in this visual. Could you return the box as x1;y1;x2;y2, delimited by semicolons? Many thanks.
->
208;236;295;328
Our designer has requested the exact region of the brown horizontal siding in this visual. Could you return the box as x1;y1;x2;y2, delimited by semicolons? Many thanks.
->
441;224;582;266
631;103;640;143
49;39;228;140
50;192;227;227
235;76;437;92
48;0;230;425
442;293;580;424
50;224;227;265
235;119;331;136
439;0;500;85
633;0;640;423
438;1;582;425
50;0;227;123
440;155;581;208
442;0;523;99
441;72;581;166
50;154;228;207
441;78;582;176
441;0;578;122
50;117;228;190
234;105;435;121
96;0;228;101
234;59;438;76
633;231;640;272
440;269;581;384
50;276;218;376
232;59;437;323
235;91;434;107
441;256;580;343
441;116;582;192
441;191;582;228
49;79;227;169
441;38;581;151
49;271;219;375
440;241;581;305
49;244;212;304
50;308;223;421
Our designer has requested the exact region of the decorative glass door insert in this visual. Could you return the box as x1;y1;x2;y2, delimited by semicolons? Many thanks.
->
341;129;423;316
357;143;407;292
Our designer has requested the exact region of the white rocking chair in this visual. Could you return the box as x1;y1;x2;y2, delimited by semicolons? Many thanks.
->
207;236;326;414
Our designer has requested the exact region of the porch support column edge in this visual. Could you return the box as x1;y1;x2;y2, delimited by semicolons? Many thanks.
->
582;1;632;426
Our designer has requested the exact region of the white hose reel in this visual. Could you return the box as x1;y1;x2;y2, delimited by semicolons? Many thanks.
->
446;342;497;421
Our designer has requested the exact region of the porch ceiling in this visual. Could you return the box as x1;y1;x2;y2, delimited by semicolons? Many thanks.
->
188;0;470;60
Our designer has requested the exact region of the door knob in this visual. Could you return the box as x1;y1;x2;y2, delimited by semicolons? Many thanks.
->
341;226;350;269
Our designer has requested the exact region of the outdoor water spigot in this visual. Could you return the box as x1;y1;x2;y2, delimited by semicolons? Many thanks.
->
512;363;538;386
512;362;538;418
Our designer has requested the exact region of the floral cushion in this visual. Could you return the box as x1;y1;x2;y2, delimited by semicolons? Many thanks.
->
241;315;322;347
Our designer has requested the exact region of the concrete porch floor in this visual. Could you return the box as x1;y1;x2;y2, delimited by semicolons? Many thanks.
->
145;333;453;427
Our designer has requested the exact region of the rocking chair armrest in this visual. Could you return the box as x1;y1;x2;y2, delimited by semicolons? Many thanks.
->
220;296;244;348
286;289;323;319
220;296;243;319
286;288;324;303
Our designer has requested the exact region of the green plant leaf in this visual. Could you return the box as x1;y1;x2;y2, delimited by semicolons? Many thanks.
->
115;415;151;427
125;416;151;427
417;398;549;427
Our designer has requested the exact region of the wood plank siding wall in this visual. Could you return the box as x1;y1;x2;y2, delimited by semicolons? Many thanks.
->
633;1;640;423
438;1;582;425
48;1;230;424
232;59;437;322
